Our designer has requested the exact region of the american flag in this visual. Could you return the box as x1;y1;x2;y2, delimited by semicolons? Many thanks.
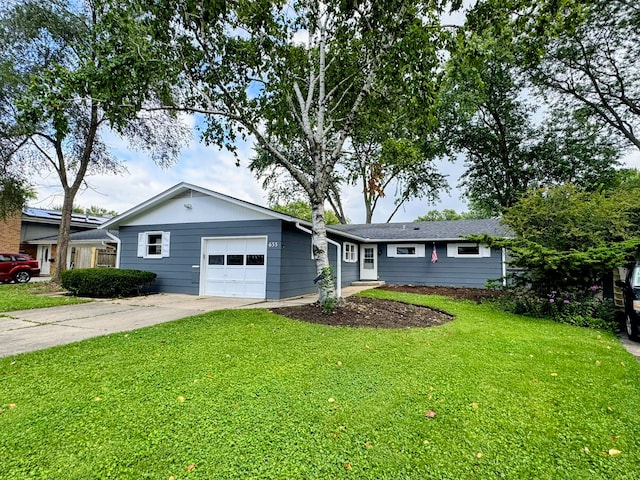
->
431;244;438;263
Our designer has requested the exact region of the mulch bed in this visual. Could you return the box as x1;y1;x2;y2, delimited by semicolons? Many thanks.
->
270;285;502;329
377;285;505;303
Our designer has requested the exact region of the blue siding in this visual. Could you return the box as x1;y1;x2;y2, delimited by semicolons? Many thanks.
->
119;220;282;297
377;243;503;288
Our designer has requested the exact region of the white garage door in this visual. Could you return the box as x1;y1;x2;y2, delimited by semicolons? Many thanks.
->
202;237;267;298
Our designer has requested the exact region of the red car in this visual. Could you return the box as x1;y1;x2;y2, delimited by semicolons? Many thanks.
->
0;253;41;283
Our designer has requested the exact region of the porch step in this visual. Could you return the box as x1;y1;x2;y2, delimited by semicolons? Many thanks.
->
350;281;386;287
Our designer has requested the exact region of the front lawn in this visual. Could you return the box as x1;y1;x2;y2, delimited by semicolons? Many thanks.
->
1;291;639;479
0;281;89;312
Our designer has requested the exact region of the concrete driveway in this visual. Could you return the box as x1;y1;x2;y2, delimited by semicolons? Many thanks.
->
0;292;319;358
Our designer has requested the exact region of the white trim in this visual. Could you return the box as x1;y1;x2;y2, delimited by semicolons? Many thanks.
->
138;231;170;259
446;243;491;258
343;242;358;262
386;243;425;258
100;182;309;230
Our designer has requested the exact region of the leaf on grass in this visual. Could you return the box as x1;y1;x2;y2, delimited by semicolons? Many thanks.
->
620;362;625;367
595;360;601;366
337;361;343;366
187;464;196;471
8;404;17;409
608;449;621;457
550;372;558;377
476;452;483;459
364;442;372;449
472;402;479;410
177;396;185;403
345;462;352;470
169;476;175;480
425;410;436;418
93;397;101;402
328;397;335;403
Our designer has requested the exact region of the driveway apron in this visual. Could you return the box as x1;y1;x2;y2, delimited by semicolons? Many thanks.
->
0;294;266;358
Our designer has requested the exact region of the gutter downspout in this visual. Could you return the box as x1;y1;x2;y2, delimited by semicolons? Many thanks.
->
295;222;342;298
105;231;121;269
501;247;507;287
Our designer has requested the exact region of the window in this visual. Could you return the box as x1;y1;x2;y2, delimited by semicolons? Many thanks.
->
343;242;357;262
227;254;244;265
137;231;171;259
387;244;425;258
446;243;491;258
246;254;265;266
208;255;224;265
457;245;479;255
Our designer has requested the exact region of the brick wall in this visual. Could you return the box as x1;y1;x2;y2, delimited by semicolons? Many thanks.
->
0;214;22;252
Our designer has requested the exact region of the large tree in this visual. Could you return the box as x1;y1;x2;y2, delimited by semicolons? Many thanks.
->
477;183;640;295
120;0;457;304
0;0;187;279
529;0;640;151
440;43;620;216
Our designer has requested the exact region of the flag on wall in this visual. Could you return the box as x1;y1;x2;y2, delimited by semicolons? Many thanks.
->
431;243;438;263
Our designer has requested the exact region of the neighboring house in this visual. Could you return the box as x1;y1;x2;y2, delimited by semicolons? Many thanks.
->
100;182;510;300
30;229;119;271
0;208;109;276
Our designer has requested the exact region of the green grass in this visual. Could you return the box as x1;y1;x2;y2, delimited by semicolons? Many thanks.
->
0;281;90;312
1;290;639;479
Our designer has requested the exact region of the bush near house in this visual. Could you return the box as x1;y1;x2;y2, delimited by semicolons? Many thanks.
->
60;268;156;298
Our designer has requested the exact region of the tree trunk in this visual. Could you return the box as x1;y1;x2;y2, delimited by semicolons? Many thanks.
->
53;192;76;282
310;197;337;305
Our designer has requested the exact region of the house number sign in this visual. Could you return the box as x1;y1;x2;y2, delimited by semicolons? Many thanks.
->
268;241;279;248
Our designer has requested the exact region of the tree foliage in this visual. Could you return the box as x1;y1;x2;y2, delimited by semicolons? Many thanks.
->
530;0;640;151
0;175;34;220
476;183;640;295
271;200;341;225
414;209;487;222
440;38;620;216
0;0;188;279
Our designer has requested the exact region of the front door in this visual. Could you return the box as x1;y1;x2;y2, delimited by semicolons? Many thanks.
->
37;245;50;276
359;244;378;281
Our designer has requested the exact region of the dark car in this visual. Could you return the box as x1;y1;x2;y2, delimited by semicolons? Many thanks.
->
616;261;640;341
0;253;41;284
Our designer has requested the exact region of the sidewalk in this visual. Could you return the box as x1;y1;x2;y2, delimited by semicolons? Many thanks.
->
0;285;372;358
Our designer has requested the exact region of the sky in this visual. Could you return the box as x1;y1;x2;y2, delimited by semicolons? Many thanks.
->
29;122;470;223
29;122;640;223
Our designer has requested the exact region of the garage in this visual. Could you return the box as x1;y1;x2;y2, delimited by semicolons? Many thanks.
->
201;236;267;298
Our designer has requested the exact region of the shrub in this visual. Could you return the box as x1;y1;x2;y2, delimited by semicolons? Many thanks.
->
494;286;619;332
60;268;157;298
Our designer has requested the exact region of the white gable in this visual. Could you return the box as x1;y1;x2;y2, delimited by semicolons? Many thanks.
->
123;190;276;226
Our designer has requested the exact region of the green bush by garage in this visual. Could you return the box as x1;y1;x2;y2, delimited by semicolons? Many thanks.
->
60;268;157;298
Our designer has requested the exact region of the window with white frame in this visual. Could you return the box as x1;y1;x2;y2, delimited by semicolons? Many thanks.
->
446;243;491;258
387;244;425;258
137;231;171;258
343;242;357;262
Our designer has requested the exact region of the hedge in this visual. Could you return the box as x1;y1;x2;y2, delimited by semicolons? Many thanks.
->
60;268;157;298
